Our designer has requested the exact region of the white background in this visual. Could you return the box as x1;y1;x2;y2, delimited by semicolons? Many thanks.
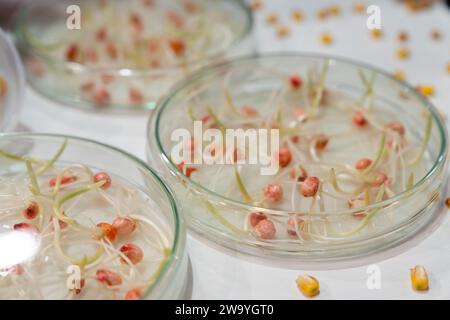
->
18;0;450;299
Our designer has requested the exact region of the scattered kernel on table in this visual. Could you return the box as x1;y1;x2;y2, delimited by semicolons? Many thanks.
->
416;85;434;97
447;62;450;74
316;8;330;20
410;265;429;292
296;274;320;298
353;2;366;14
445;197;450;208
396;48;410;60
397;31;409;42
404;0;434;12
431;29;442;40
392;70;406;81
277;25;290;38
329;4;341;16
320;32;333;46
249;0;262;11
370;29;383;39
291;9;304;23
266;13;278;25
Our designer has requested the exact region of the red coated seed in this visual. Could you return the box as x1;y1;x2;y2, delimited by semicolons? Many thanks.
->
96;27;107;41
92;88;111;105
289;74;303;90
106;42;118;60
240;105;259;116
125;288;142;300
369;172;389;188
13;222;39;235
352;111;367;128
169;39;185;56
129;88;144;104
263;184;283;203
177;162;197;177
314;134;329;151
96;269;122;286
300;176;320;197
96;223;117;242
355;158;372;170
65;44;79;62
130;13;143;33
23;201;39;220
385;121;405;136
249;212;267;228
93;172;112;189
112;216;136;236
49;175;77;187
254;219;276;240
120;243;144;265
276;147;292;168
80;81;95;92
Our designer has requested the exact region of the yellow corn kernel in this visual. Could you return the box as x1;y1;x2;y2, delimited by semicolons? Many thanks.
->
320;32;333;46
292;9;304;23
410;265;429;291
0;77;6;98
249;0;262;11
370;29;383;39
392;70;406;81
445;197;450;208
266;13;278;25
353;3;366;14
396;48;410;60
296;274;320;297
417;85;434;97
397;31;409;42
276;25;290;38
329;5;341;16
446;62;450;74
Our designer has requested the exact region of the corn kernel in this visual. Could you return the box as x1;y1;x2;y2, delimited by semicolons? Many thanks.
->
0;77;6;98
266;13;278;25
396;48;410;60
446;62;450;74
353;3;366;14
329;5;341;16
416;85;434;97
397;31;409;42
276;25;290;38
249;0;262;11
431;29;442;41
320;32;333;46
292;9;304;23
317;9;330;20
392;70;405;81
296;274;320;297
410;265;429;291
370;29;383;39
445;197;450;208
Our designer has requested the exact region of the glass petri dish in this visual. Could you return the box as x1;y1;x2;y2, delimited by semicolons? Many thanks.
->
147;54;449;267
0;27;24;131
0;133;188;299
13;0;253;111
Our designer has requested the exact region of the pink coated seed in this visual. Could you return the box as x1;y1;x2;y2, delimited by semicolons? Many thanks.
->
263;184;283;203
93;172;112;189
300;176;320;197
355;158;372;170
254;219;276;240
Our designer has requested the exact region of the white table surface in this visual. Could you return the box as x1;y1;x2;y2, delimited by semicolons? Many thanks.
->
18;0;450;299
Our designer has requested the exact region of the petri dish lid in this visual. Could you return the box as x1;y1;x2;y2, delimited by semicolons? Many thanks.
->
0;27;24;132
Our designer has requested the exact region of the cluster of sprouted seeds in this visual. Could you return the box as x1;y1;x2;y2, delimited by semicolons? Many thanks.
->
167;63;435;244
20;0;242;107
0;141;172;299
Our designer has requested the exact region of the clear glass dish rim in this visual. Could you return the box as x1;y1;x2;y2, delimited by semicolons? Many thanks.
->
13;0;253;76
149;52;449;217
0;132;185;299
